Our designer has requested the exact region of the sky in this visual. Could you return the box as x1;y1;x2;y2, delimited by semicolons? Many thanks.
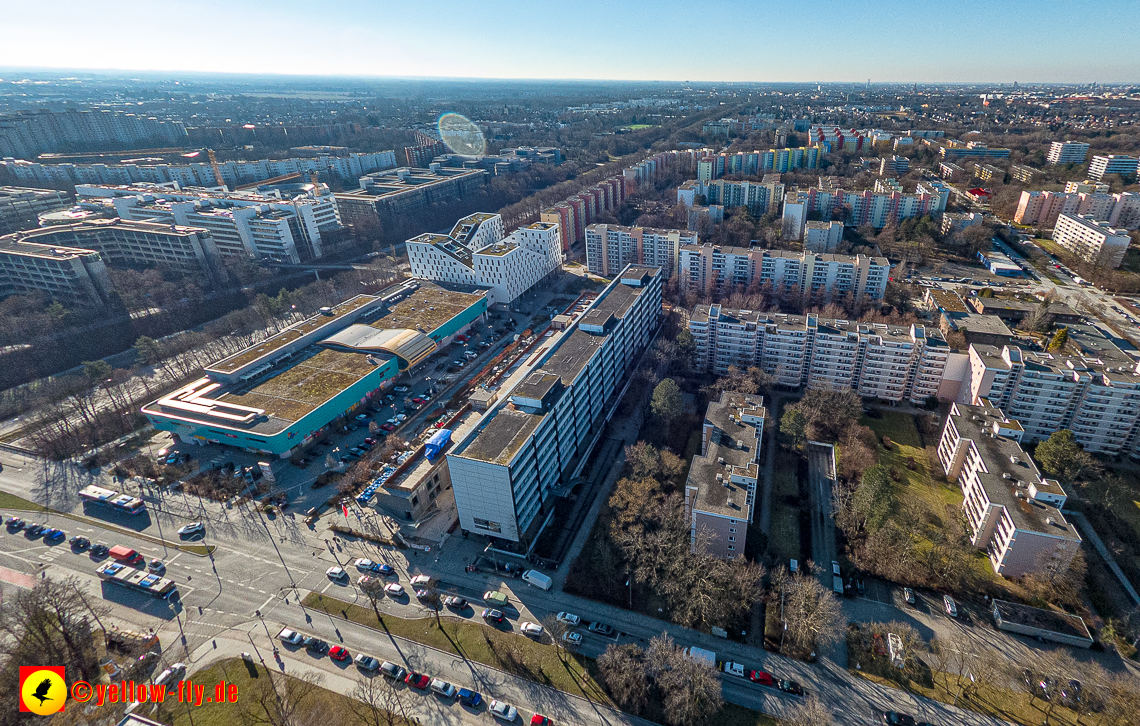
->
1;0;1137;83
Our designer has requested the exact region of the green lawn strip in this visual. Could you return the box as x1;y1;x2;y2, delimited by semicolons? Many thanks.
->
0;489;212;556
302;591;613;705
851;668;1082;726
154;657;413;726
767;506;801;563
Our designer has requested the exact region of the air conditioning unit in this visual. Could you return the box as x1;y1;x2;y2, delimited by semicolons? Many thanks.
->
1002;473;1012;480
718;457;725;465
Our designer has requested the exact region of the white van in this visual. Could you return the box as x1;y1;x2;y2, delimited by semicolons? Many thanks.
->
410;574;435;588
522;570;552;590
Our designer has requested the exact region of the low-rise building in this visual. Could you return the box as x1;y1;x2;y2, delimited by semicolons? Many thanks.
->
939;161;967;182
937;401;1081;578
585;223;695;278
941;212;983;237
447;266;663;542
1009;165;1038;184
974;163;1006;182
0;186;71;234
684;392;764;559
939;142;1011;161
966;298;1080;325
406;212;562;306
991;600;1094;648
688;307;949;402
928;289;1015;347
1052;213;1131;268
335;166;488;228
1047;141;1091;165
878;155;909;177
977;249;1023;277
678;246;889;303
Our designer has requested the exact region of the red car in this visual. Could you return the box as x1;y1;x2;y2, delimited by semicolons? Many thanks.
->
364;437;377;445
329;646;350;662
381;423;396;432
749;670;775;686
531;716;553;725
412;397;427;405
455;335;468;343
406;672;431;690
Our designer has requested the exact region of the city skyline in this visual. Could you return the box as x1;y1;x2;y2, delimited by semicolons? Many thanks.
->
1;0;1138;83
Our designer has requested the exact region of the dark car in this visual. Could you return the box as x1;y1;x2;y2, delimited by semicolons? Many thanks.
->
5;516;24;531
881;712;916;726
405;672;431;690
380;661;407;680
304;637;329;654
90;544;110;557
44;528;65;543
25;523;46;537
69;536;91;551
458;687;483;707
588;622;616;637
481;608;504;623
443;595;468;610
777;680;804;696
370;562;395;576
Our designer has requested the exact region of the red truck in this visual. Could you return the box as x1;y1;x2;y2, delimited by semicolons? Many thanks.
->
109;545;143;565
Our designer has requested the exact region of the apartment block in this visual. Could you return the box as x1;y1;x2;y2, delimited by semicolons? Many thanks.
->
678;246;889;302
0;218;227;285
1047;141;1091;165
696;147;822;181
1011;189;1137;230
1064;180;1110;194
879;155;910;177
678;177;785;215
684;392;765;559
1088;155;1139;181
1052;213;1131;268
0;186;72;234
585;223;695;278
540;173;628;249
0;237;111;305
938;142;1011;161
974;164;1006;182
937;402;1080;578
448;266;663;542
782;179;948;231
1010;165;1038;184
334;166;488;227
77;182;343;262
803;220;843;252
939;162;967;182
0;108;187;158
406;212;562;306
404;141;448;167
964;340;1140;456
941;212;983;237
688;307;949;403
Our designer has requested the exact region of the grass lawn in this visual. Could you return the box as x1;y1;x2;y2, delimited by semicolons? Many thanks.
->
302;592;613;705
154;657;412;726
625;124;656;130
767;506;801;563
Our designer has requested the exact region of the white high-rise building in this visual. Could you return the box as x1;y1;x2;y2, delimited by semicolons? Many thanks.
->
406;212;563;306
1052;213;1131;268
585;223;696;278
678;246;890;302
1088;155;1139;181
1047;141;1090;165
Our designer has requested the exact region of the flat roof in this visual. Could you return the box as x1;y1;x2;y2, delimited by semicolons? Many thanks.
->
993;599;1092;642
367;282;485;335
690;391;764;518
460;408;542;465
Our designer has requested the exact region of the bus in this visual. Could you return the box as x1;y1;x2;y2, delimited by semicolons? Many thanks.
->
78;485;146;516
97;561;177;599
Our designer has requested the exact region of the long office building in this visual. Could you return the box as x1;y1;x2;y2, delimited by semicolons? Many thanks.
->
585;223;695;278
0;237;111;305
142;282;488;457
77;182;343;262
1013;189;1140;230
678;246;890;302
1051;213;1131;268
782;179;949;232
0;186;72;234
964;339;1140;456
0;108;187;158
406;212;562;306
1047;141;1090;165
685;391;765;559
688;307;949;403
448;266;663;542
1;150;396;188
334;166;488;227
938;401;1081;578
1088;154;1139;181
0;218;227;286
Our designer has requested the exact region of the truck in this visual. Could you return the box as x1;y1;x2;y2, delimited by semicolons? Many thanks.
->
521;569;552;590
109;545;143;565
831;561;844;594
682;646;716;668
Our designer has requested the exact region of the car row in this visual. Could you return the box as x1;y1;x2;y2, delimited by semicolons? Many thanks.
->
742;669;804;695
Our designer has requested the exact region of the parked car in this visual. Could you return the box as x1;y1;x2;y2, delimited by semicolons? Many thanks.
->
394;386;409;393
354;558;377;571
5;517;25;531
326;566;347;581
777;680;804;696
379;661;407;680
588;622;615;637
562;631;583;647
69;536;90;551
749;670;775;686
457;688;483;707
902;587;916;606
405;672;431;690
354;654;380;671
881;712;916;726
371;562;395;576
555;612;580;626
90;544;109;558
943;594;958;618
147;559;166;574
177;522;205;537
304;637;329;654
43;528;65;543
531;716;553;726
443;595;468;609
519;622;544;638
483;590;509;607
489;700;518;722
482;608;504;623
384;583;405;597
278;629;304;646
430;678;456;698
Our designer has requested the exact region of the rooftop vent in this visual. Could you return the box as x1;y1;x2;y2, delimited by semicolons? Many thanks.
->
1002;473;1012;480
717;457;725;465
1046;517;1055;526
1010;455;1020;465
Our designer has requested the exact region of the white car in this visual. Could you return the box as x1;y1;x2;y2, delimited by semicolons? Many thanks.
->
277;628;304;645
489;700;518;722
394;385;409;393
326;566;347;580
562;631;583;647
429;678;456;698
519;621;544;638
354;558;376;571
555;612;580;626
384;583;405;597
395;414;407;422
177;522;205;537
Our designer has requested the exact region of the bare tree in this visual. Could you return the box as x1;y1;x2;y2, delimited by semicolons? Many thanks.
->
655;644;724;726
785;695;834;726
349;675;408;726
240;669;324;726
780;567;846;656
597;643;649;714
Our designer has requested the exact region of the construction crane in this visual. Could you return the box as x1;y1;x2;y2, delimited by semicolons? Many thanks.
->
207;149;226;188
233;172;302;191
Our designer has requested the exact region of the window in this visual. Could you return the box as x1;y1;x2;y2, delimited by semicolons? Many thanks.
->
728;536;735;542
727;545;735;551
729;527;737;534
473;518;502;533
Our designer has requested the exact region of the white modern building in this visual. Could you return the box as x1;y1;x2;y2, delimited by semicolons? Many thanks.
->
1052;213;1131;268
406;212;563;306
77;182;343;262
688;307;950;403
937;401;1081;578
585;223;696;278
678;246;890;303
963;342;1140;456
448;266;663;542
1088;154;1139;181
1047;141;1090;165
803;220;844;252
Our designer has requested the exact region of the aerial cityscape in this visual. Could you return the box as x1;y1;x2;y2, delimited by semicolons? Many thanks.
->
1;5;1140;726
